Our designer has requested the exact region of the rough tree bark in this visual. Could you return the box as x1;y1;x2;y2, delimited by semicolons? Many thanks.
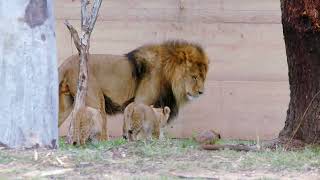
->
0;0;58;148
64;0;102;145
279;0;320;145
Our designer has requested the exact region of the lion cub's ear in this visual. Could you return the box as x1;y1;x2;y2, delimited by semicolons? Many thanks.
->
162;106;171;123
163;106;170;115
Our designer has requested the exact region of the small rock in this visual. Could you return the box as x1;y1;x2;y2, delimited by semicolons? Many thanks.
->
195;130;221;145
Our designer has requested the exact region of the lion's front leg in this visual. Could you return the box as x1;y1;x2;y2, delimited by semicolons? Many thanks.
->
99;109;109;141
134;77;161;105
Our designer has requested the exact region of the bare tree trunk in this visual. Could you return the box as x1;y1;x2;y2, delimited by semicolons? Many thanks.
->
65;0;102;145
279;0;320;145
0;0;58;148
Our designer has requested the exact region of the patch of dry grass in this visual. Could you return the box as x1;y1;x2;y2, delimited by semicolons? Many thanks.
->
0;138;319;179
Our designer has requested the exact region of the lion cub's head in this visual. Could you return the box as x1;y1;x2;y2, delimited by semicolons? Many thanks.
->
152;106;171;127
123;102;171;141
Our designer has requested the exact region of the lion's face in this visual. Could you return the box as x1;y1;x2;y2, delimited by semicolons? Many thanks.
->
178;61;208;102
171;47;209;104
184;67;206;100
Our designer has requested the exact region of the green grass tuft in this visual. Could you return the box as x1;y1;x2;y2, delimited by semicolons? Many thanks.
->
59;137;127;150
0;152;13;164
237;147;320;171
127;138;198;158
57;137;320;172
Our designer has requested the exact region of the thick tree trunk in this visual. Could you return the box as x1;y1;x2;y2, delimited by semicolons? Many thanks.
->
280;0;320;144
0;0;58;148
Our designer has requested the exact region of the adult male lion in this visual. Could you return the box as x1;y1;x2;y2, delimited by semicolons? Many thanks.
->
59;40;209;140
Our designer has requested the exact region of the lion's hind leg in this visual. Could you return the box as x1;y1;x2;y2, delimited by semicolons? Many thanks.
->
58;79;74;127
85;82;109;141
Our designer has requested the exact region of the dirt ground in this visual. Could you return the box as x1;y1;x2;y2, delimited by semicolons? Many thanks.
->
0;138;319;180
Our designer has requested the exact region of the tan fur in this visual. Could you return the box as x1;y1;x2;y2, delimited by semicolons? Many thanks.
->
123;102;170;141
79;106;105;144
59;40;209;141
59;89;104;144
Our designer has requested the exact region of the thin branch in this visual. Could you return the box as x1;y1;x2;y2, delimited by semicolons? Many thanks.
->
88;0;102;32
81;0;89;29
64;20;81;53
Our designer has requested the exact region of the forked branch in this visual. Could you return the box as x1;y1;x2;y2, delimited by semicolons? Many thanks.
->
87;0;102;32
64;20;80;53
64;0;102;145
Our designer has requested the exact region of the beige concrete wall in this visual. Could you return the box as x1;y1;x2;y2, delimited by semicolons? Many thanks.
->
55;0;289;140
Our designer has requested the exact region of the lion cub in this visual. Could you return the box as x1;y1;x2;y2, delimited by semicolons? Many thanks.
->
59;80;105;144
123;102;170;141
